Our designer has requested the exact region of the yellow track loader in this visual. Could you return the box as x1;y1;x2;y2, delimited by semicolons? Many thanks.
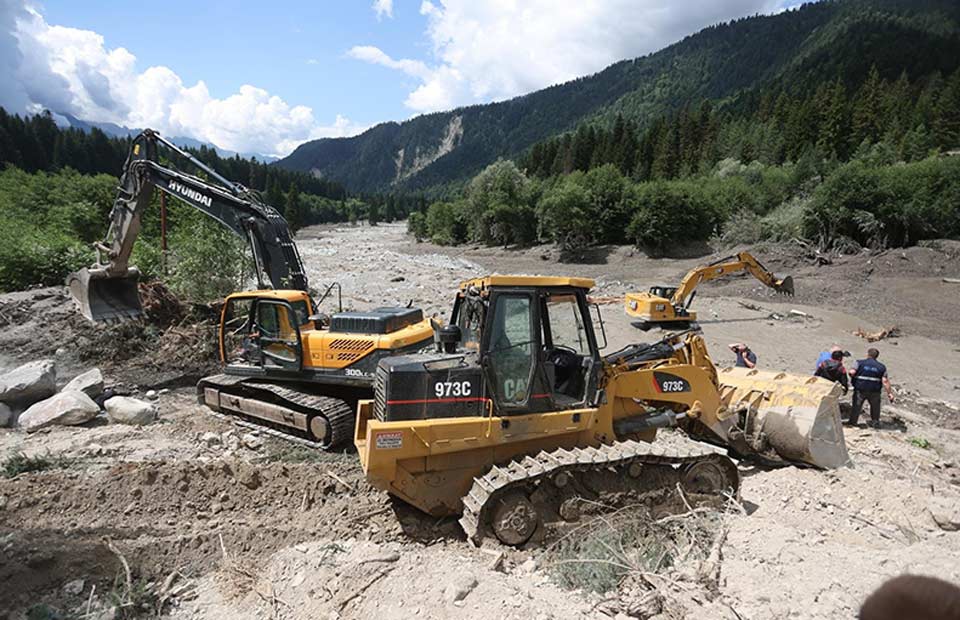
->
355;276;848;545
625;251;794;330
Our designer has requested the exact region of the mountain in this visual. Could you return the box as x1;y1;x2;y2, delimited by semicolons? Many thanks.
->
58;113;278;162
276;0;960;193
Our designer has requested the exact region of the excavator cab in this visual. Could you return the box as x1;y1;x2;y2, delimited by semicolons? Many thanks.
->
220;291;308;373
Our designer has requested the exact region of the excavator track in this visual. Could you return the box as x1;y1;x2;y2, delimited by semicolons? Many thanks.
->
459;438;739;546
197;374;355;450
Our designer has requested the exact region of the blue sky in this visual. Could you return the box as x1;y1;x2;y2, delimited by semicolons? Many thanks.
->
37;0;428;125
1;0;802;156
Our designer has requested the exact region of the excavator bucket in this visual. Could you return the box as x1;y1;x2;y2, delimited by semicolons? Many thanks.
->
774;275;795;296
714;366;849;469
67;267;143;323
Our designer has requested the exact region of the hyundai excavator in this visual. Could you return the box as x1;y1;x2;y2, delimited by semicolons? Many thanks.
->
67;130;435;448
625;252;794;330
354;275;849;545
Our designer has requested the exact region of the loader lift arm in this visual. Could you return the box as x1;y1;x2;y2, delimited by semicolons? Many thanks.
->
69;129;308;322
625;251;793;330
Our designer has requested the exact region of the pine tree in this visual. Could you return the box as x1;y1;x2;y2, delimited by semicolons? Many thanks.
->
933;68;960;149
284;183;302;232
852;64;884;145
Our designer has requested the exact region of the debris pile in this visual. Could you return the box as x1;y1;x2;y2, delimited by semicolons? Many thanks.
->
854;325;901;342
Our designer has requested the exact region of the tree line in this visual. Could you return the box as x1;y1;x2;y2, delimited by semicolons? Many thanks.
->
0;108;347;202
521;66;960;183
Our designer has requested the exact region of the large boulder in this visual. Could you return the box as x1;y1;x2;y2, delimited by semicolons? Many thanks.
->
104;396;158;426
0;360;56;407
62;368;104;399
18;391;99;433
0;402;13;427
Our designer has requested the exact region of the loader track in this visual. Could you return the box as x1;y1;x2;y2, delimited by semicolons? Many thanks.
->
459;438;739;546
197;375;356;449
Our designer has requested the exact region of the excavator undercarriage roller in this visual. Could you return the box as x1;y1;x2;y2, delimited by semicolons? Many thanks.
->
459;437;739;546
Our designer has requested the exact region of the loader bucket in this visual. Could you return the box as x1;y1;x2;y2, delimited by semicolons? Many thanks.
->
715;366;849;469
67;267;143;323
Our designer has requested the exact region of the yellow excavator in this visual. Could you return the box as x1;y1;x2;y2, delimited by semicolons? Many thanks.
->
67;130;435;448
625;252;794;331
355;275;848;545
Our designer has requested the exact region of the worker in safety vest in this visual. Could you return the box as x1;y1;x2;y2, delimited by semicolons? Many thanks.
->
847;347;895;428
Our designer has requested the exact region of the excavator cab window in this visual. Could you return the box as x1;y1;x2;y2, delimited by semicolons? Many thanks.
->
222;297;257;366
254;300;302;370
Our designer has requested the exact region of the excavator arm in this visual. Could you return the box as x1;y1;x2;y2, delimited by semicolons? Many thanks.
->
625;251;793;330
669;251;793;308
68;130;308;322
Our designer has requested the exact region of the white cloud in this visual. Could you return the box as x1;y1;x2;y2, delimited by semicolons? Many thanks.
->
372;0;393;20
1;2;362;157
306;58;319;65
346;45;432;80
351;0;785;113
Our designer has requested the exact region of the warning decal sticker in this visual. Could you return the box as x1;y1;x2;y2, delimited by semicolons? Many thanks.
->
375;431;403;450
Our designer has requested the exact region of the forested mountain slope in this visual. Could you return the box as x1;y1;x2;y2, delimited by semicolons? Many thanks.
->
277;0;960;193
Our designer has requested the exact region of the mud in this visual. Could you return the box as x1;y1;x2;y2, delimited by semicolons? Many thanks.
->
2;222;960;619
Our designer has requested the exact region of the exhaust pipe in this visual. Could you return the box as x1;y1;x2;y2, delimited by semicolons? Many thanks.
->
67;267;143;323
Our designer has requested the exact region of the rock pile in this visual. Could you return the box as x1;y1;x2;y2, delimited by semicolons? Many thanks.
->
0;360;158;431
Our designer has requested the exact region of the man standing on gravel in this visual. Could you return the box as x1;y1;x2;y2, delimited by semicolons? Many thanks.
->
848;347;894;428
728;343;757;369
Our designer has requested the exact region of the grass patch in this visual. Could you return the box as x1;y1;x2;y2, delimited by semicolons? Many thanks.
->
909;437;931;449
262;442;345;464
545;506;725;594
1;452;71;478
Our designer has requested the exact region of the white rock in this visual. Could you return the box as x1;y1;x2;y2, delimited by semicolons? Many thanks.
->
18;391;99;432
0;402;13;427
444;573;478;603
63;579;85;595
145;390;158;400
0;360;56;406
104;396;158;426
241;433;263;450
200;431;221;447
62;368;104;399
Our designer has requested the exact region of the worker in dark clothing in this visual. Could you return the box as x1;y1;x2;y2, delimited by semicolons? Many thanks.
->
815;349;849;393
848;348;895;428
728;343;757;368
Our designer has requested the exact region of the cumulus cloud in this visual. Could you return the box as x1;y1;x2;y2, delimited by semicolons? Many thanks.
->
0;2;361;156
372;0;393;20
351;0;785;113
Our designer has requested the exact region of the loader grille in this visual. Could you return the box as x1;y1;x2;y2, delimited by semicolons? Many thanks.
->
374;365;387;422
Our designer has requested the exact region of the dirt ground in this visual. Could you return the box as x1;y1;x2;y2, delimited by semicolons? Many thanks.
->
2;222;959;619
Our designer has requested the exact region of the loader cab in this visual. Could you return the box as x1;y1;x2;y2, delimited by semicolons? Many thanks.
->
455;276;603;414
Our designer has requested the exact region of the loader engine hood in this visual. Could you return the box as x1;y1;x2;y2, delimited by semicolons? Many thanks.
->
373;351;485;423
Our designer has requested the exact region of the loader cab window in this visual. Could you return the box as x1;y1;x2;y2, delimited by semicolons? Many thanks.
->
290;299;311;326
487;294;536;405
455;294;484;350
543;293;594;405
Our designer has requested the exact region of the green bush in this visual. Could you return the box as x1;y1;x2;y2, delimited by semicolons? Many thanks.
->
627;181;719;256
536;179;595;250
806;156;960;248
407;211;428;241
425;200;468;245
0;219;89;290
